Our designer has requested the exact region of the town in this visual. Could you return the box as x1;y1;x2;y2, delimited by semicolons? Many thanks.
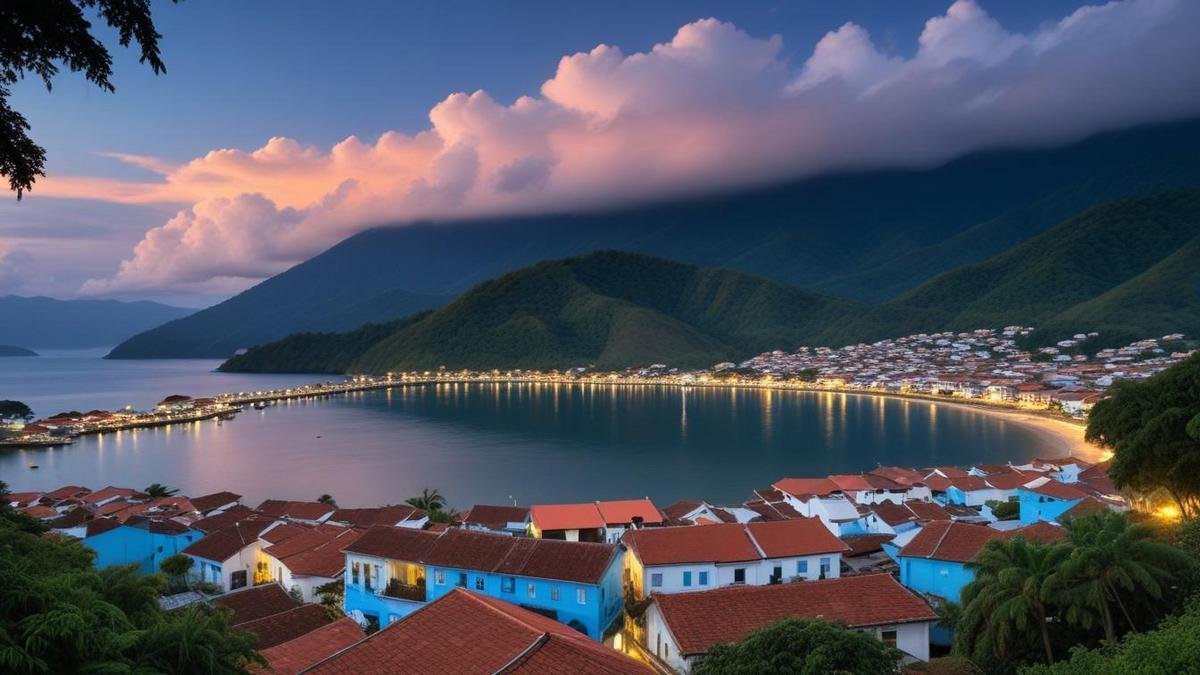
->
5;452;1133;673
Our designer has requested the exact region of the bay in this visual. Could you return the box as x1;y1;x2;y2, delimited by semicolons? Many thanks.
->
0;353;1064;509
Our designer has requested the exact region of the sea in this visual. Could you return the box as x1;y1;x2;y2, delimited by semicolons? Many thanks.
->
0;350;1064;509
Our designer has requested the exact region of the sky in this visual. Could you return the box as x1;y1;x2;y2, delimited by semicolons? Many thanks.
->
2;0;1198;307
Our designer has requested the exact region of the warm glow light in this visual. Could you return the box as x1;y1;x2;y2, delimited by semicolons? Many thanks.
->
1155;504;1182;522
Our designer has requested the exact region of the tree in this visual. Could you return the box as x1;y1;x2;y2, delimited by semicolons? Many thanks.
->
317;493;337;507
405;488;446;513
956;538;1071;665
1020;602;1200;675
692;618;900;675
0;1;177;198
159;552;194;592
0;400;33;424
1086;353;1200;519
1052;511;1191;643
144;482;179;498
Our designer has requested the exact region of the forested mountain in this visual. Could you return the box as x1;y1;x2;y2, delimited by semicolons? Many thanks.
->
111;119;1200;359
223;251;858;373
0;296;192;350
218;313;430;374
814;190;1200;348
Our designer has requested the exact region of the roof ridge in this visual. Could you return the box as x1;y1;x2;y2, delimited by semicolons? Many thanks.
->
924;520;954;559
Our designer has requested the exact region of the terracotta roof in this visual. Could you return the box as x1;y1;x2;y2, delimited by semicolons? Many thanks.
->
529;503;606;531
947;476;990;492
772;478;840;498
191;491;242;514
624;524;760;565
903;500;951;522
214;584;299;626
927;467;970;479
261;522;313;544
304;589;650;674
258;617;364;674
899;521;1065;563
423;528;619;585
327;505;423;528
6;491;42;506
827;475;875;491
752;487;788;503
267;528;364;578
984;471;1037;490
49;506;91;528
1057;496;1110;520
17;504;58;519
238;604;334;650
653;574;938;656
85;517;122;537
868;502;919;527
44;485;91;500
255;500;335;521
922;476;952;492
183;518;275;562
594;499;663;526
83;486;147;505
745;519;850;558
341;525;440;561
661;500;703;523
870;466;927;486
461;504;531;529
191;504;259;533
123;514;193;535
1028;481;1088;501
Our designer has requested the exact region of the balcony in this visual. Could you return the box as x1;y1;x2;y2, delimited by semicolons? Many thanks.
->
381;578;426;602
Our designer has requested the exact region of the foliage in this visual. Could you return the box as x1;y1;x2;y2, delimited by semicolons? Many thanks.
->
288;585;304;605
315;579;344;620
1087;353;1200;519
986;499;1020;521
219;313;431;374
692;617;900;675
144;482;179;498
0;400;33;423
1020;602;1200;675
0;0;174;197
405;488;446;513
0;483;264;673
317;494;337;507
160;553;193;592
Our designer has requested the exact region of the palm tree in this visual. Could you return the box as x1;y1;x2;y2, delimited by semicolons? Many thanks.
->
1052;511;1190;642
405;488;446;513
144;483;178;498
317;494;337;507
957;537;1070;664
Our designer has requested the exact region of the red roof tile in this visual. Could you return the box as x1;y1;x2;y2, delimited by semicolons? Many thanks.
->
947;476;990;492
305;589;649;674
85;517;122;537
191;505;260;534
267;528;364;578
261;522;312;544
183;518;275;562
594;499;663;526
214;584;298;626
255;500;334;522
654;574;937;656
1028;481;1088;501
624;524;760;565
423;528;619;585
327;505;423;528
258;617;364;674
191;491;242;514
984;470;1038;490
44;485;91;500
529;503;605;531
868;501;919;527
461;504;531;530
772;478;840;498
745;519;850;558
870;466;927;486
903;500;951;522
6;491;42;506
238;604;333;650
17;504;58;519
899;521;1065;562
341;525;440;561
82;486;146;505
1057;496;1110;520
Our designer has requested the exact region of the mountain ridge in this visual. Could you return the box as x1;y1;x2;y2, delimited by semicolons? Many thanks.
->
0;295;193;350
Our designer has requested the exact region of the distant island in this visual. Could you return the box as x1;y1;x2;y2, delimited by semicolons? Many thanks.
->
0;345;37;357
0;295;193;350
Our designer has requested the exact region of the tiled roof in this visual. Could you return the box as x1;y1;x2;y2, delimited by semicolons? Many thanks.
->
237;604;333;650
255;500;335;521
461;504;531;529
870;466;927;486
262;522;312;544
922;476;952;492
1028;481;1088;501
258;617;364;674
82;486;146;505
594;499;663;526
327;505;423;528
341;525;440;561
653;574;938;656
842;534;894;557
744;519;850;558
1057;496;1110;520
85;517;122;537
903;500;951;522
827;475;875;491
772;478;840;498
624;524;759;565
423;528;619;585
529;503;606;531
17;504;58;519
899;521;1065;562
123;514;193;535
214;584;298;626
191;505;260;533
183;518;275;562
947;476;991;492
304;589;650;674
661;500;704;523
868;501;919;527
191;491;242;514
267;528;364;578
49;506;91;528
927;467;970;479
6;491;42;505
44;485;91;500
984;471;1038;490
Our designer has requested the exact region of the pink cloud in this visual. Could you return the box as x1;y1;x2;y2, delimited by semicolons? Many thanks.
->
49;0;1200;296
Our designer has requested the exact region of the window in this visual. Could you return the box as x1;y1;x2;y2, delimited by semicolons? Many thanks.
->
881;629;898;648
797;560;809;575
698;571;709;586
230;570;247;590
474;577;485;591
650;573;663;588
351;561;360;585
682;571;692;587
819;558;831;578
363;564;372;591
772;565;782;582
527;583;536;598
551;587;560;601
457;572;467;588
434;569;445;585
502;577;515;594
733;568;746;584
576;588;587;605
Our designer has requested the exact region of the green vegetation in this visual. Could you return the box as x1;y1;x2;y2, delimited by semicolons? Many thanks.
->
1087;353;1200;519
816;190;1200;349
405;488;456;524
0;481;264;673
159;553;194;593
692;617;900;674
317;494;338;507
0;400;33;424
986;499;1020;520
144;482;179;498
1020;603;1200;675
219;313;429;373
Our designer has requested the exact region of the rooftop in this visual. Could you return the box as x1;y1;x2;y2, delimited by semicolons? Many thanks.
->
624;519;845;566
258;617;364;675
213;583;299;626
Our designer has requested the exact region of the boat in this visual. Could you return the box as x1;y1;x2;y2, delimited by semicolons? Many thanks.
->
28;464;38;469
252;402;266;410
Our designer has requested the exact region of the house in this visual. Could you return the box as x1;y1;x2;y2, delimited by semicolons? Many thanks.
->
305;589;651;674
327;505;427;529
259;617;364;675
237;604;334;650
212;583;299;626
255;500;336;525
897;521;1065;603
189;490;242;516
661;500;757;526
622;519;849;599
644;574;938;672
84;515;203;573
181;516;279;592
342;526;624;639
82;486;148;510
460;504;531;535
529;498;663;543
1018;482;1088;525
262;525;364;602
863;502;921;535
827;474;911;505
769;479;865;535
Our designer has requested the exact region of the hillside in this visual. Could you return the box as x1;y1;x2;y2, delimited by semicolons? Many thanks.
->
0;296;192;350
110;119;1200;359
223;252;859;373
218;313;430;374
816;190;1200;348
0;345;37;357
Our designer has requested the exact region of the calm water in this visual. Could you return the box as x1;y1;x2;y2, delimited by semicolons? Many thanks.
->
0;354;1064;509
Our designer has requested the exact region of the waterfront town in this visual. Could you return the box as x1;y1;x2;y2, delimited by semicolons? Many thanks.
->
4;452;1131;673
2;329;1193;450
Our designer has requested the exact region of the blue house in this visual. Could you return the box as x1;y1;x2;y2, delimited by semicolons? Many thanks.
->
84;516;204;573
1018;482;1087;525
343;526;624;640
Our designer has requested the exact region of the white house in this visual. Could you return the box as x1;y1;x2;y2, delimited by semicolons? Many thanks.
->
827;474;909;505
260;524;364;602
530;498;663;543
769;479;866;535
644;574;938;671
622;519;849;599
182;517;281;592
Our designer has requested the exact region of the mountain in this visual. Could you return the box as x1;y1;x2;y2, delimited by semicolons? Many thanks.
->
223;251;860;373
0;296;193;350
110;119;1200;359
815;190;1200;348
218;313;430;374
0;345;37;357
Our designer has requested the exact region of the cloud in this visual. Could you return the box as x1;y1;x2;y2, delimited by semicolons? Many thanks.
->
49;0;1200;296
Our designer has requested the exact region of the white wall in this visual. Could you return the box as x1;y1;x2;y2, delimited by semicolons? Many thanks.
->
643;554;842;594
263;551;335;602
